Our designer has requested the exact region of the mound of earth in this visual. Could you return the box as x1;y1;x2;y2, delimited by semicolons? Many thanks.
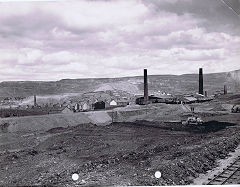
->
94;82;139;94
210;104;227;111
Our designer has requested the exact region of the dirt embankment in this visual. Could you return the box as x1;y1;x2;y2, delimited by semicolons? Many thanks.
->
1;118;239;186
0;103;184;133
44;121;240;186
0;111;112;133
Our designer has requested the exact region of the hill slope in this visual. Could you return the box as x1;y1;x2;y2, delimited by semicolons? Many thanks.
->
0;69;239;99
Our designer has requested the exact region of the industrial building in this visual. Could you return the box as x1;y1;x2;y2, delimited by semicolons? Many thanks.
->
136;95;163;105
93;101;105;110
136;68;212;105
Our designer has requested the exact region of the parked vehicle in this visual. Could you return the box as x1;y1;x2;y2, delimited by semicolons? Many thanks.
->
182;116;203;125
231;105;240;113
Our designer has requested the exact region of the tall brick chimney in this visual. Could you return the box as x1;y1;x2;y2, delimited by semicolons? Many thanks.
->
199;68;203;95
144;69;148;104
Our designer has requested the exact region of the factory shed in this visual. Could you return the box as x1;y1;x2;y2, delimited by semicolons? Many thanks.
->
93;101;105;110
182;96;198;104
136;96;164;105
156;94;177;104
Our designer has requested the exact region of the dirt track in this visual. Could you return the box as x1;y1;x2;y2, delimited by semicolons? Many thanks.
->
0;112;240;186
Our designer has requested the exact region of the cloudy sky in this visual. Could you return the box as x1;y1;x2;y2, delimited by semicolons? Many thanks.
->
0;0;240;81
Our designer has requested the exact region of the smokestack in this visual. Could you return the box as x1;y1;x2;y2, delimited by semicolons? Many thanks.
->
34;95;37;106
144;69;148;104
224;85;227;95
199;68;203;95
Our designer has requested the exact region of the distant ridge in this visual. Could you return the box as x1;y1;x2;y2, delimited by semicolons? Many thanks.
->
0;69;239;98
1;69;239;84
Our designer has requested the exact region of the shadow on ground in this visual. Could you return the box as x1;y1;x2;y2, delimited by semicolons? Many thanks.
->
198;121;236;133
118;120;236;134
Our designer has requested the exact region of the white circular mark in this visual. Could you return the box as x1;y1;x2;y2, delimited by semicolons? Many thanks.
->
72;173;79;181
155;171;161;178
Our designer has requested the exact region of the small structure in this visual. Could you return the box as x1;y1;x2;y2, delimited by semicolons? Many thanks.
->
105;99;118;109
82;103;90;111
110;100;117;106
74;103;80;111
62;106;74;114
116;100;129;107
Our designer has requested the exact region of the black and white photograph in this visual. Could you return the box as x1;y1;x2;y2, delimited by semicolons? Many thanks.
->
0;0;240;186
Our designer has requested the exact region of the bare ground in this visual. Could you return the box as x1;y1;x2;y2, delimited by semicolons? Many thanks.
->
0;112;240;186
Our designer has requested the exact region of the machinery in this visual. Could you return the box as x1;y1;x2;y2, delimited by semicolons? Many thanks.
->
231;105;240;113
182;116;203;125
181;103;203;125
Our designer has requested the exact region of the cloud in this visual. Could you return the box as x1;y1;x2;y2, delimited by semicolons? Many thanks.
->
144;0;240;34
0;0;239;81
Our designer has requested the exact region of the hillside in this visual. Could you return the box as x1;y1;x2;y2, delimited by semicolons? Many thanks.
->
0;69;239;99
